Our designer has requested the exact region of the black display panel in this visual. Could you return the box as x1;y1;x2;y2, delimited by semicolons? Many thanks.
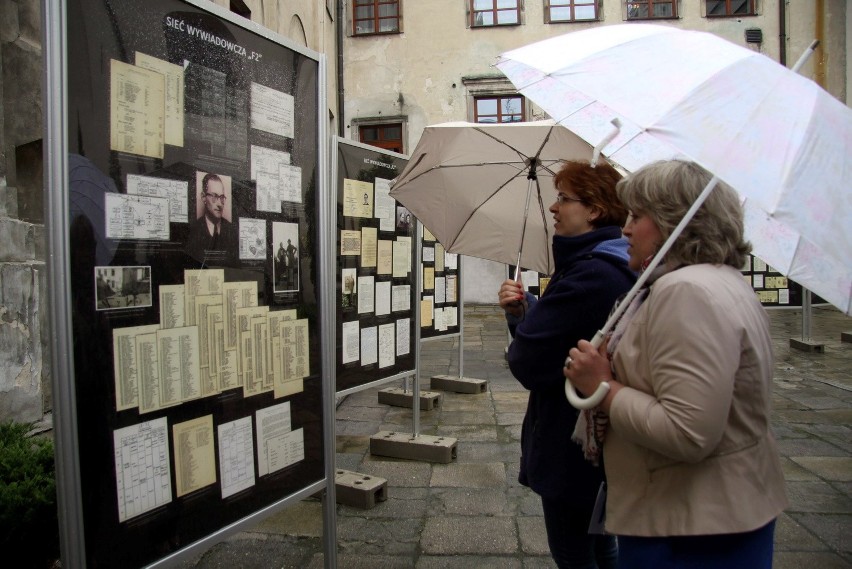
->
335;139;414;392
418;227;461;340
65;1;323;566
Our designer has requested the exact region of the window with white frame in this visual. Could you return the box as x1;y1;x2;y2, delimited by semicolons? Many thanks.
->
546;0;598;23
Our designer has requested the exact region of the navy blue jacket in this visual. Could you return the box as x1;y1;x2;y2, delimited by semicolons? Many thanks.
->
507;226;635;512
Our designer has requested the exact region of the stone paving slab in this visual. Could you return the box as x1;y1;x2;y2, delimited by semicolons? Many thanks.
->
180;305;850;568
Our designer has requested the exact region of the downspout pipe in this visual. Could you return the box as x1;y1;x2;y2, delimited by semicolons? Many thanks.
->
337;0;345;136
779;0;787;66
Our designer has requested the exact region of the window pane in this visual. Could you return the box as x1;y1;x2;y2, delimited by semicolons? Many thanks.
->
501;98;521;116
575;6;596;19
384;126;402;139
355;20;375;33
378;4;398;17
474;0;492;10
550;0;570;6
550;6;571;20
476;99;497;115
475;12;494;26
379;18;398;32
361;127;378;141
478;116;498;123
653;3;673;17
496;0;517;8
497;9;519;24
355;6;374;18
731;0;751;14
705;1;725;15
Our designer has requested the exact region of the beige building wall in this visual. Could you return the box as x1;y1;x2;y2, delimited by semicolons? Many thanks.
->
341;0;848;303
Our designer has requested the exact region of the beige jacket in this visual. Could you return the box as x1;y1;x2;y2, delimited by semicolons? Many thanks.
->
604;264;788;536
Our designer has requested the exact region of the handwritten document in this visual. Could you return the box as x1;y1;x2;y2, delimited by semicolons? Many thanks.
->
360;325;378;366
361;227;377;268
391;285;411;312
396;317;411;356
250;82;294;138
113;418;172;522
393;236;411;277
341;230;361;256
342;320;359;364
377;240;393;275
378;323;395;369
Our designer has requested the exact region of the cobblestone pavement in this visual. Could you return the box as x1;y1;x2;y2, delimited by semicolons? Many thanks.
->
185;305;851;568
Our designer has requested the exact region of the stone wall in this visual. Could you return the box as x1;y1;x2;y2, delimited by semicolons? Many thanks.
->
0;0;47;423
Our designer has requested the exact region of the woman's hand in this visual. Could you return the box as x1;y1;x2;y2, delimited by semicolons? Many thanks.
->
564;340;620;411
497;279;526;318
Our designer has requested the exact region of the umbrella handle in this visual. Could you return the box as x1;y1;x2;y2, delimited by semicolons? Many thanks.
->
564;330;611;409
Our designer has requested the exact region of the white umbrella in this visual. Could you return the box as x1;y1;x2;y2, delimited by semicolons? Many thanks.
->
389;120;595;275
497;24;852;407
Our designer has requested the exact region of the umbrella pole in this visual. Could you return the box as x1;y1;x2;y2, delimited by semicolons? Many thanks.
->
565;176;721;409
514;161;538;282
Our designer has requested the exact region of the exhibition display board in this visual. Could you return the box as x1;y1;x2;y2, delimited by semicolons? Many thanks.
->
742;254;825;308
46;1;328;566
418;226;461;340
334;138;414;393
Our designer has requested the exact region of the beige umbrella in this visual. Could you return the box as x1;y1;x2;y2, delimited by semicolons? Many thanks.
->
389;120;594;276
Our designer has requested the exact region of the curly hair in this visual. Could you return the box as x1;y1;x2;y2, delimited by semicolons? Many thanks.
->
553;160;628;228
616;160;751;269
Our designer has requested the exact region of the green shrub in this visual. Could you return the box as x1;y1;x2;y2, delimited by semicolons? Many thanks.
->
0;422;60;568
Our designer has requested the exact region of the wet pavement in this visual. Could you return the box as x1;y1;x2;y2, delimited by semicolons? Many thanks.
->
184;304;851;568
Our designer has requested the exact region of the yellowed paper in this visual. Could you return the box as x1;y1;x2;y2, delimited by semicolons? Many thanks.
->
342;178;373;218
756;290;779;303
377;240;393;275
224;281;258;350
136;332;163;414
539;277;551;294
158;325;201;404
214;321;240;391
207;305;223;385
420;298;433;327
184;269;224;326
765;276;788;289
434;243;445;272
280;318;310;383
446;275;458;303
361;227;378;267
424;266;435;291
423;227;436;242
113;324;160;411
159;284;185;329
195;294;222;398
134;52;184;147
340;230;361;256
269;309;298;394
250;316;270;391
173;415;217;497
110;59;164;159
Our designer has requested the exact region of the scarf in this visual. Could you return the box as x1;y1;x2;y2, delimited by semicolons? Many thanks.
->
571;257;669;465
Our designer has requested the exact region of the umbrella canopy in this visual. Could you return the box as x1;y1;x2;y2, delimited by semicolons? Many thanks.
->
497;24;852;316
389;120;594;274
